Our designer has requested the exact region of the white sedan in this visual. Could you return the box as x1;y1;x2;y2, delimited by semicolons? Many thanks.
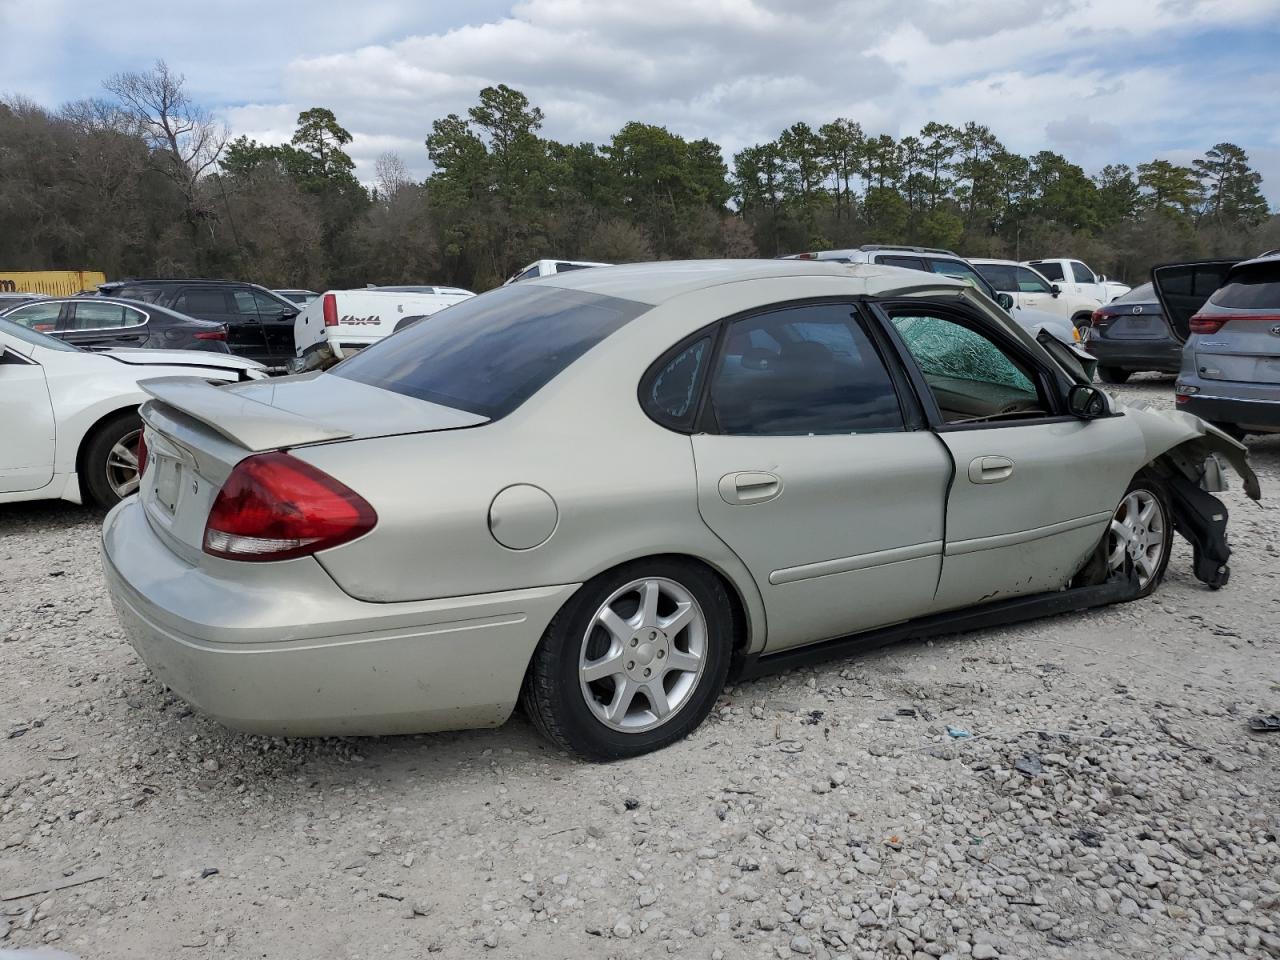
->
0;317;265;507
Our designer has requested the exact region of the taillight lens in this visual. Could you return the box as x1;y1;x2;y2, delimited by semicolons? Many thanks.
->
136;430;149;476
322;293;338;327
1189;314;1226;335
1090;309;1109;326
194;327;227;341
203;452;377;562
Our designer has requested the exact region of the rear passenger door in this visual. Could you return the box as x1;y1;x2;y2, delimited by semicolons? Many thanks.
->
173;286;269;362
60;301;150;350
686;300;952;652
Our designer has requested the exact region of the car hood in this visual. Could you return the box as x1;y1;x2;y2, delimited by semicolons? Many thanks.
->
104;348;265;374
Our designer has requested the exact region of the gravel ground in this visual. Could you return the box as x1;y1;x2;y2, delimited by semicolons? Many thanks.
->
2;376;1277;960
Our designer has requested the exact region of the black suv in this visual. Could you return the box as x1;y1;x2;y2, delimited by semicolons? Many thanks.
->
96;279;299;368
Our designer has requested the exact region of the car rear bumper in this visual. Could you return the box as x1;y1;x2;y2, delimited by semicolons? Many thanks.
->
1086;336;1182;372
1177;389;1280;433
101;498;579;736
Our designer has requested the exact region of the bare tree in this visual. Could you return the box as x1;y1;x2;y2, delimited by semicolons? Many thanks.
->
103;60;227;226
374;151;412;197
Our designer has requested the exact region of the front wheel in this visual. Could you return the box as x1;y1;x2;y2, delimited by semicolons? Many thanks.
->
1097;366;1131;384
80;412;144;508
521;559;734;761
1106;476;1173;597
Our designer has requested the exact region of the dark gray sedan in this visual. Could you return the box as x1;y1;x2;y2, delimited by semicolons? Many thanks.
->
0;297;230;353
1084;283;1181;383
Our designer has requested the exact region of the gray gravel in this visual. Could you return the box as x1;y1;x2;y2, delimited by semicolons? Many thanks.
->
1;375;1278;959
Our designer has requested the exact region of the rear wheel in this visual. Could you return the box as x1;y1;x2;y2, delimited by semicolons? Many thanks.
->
80;412;144;508
521;559;733;761
1097;366;1131;385
1106;475;1172;597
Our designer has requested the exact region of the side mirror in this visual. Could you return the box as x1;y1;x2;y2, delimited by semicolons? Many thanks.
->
996;292;1014;310
1067;383;1109;420
1050;284;1061;298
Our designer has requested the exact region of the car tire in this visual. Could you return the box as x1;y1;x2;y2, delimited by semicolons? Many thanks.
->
1105;473;1173;599
521;558;734;761
80;412;144;508
1097;366;1131;384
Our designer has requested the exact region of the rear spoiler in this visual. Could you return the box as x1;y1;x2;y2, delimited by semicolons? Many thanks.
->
139;377;352;452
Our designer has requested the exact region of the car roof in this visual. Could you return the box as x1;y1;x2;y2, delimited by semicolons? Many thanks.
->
1231;250;1280;271
968;258;1021;266
100;278;267;288
532;258;967;305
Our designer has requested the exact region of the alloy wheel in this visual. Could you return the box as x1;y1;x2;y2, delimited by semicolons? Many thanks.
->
578;577;708;733
1107;489;1166;588
105;429;142;500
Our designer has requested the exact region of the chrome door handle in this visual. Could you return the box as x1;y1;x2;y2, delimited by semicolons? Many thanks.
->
968;456;1014;484
718;471;782;504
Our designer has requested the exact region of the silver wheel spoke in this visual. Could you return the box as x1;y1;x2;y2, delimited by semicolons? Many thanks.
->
597;607;632;642
581;651;624;683
116;475;140;496
1110;519;1130;540
638;580;661;627
1138;499;1157;525
660;601;697;637
605;678;640;723
665;649;701;674
644;682;672;719
1135;552;1155;581
109;442;138;469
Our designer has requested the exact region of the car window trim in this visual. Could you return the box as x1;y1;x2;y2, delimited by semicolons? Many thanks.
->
676;296;923;437
867;297;1077;433
63;302;150;334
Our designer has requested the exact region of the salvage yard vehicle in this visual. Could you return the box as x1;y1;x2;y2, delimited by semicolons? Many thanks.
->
503;259;610;284
274;289;319;306
0;296;233;354
102;260;1259;761
1023;258;1130;325
1154;252;1280;439
0;317;264;508
95;279;301;369
291;285;475;371
1084;283;1182;383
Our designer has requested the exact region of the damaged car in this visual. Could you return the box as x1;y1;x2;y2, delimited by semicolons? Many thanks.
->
100;260;1260;760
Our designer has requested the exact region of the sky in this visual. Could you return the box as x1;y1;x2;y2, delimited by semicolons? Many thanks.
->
2;0;1279;203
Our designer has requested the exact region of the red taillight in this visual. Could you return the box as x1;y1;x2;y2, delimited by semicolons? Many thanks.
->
194;327;227;341
1090;309;1108;327
136;430;149;476
1191;312;1280;335
322;293;338;327
1189;314;1226;335
202;452;377;562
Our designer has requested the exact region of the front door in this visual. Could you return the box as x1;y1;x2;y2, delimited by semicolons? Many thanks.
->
688;301;952;652
0;349;55;493
241;288;298;361
881;304;1141;609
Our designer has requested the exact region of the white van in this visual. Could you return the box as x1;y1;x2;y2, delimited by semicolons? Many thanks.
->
292;286;474;371
503;259;610;285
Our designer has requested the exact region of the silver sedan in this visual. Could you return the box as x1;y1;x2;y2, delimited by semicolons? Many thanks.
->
102;261;1259;760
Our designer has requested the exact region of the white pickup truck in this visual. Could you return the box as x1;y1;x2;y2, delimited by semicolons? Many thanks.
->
1022;259;1130;326
292;286;474;371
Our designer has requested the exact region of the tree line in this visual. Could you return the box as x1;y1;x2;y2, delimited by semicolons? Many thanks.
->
0;61;1275;292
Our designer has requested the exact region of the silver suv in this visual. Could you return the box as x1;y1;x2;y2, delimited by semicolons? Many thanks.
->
1153;252;1280;439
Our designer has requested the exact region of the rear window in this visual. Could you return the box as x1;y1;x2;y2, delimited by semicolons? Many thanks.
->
1031;261;1064;281
333;285;649;418
1210;262;1280;310
1113;282;1155;303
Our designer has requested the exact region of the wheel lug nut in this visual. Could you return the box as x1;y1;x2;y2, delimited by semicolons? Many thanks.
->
649;631;656;640
657;649;665;658
627;661;635;670
643;668;651;677
630;638;638;647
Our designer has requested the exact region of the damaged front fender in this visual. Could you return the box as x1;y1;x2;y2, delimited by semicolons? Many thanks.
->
1120;401;1261;589
1122;402;1261;501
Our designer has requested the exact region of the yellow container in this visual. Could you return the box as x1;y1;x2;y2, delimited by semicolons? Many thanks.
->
0;270;107;296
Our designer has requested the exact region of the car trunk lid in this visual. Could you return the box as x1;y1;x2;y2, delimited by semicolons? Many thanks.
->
135;373;487;563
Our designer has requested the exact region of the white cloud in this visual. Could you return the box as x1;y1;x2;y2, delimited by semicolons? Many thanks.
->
5;0;1279;203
